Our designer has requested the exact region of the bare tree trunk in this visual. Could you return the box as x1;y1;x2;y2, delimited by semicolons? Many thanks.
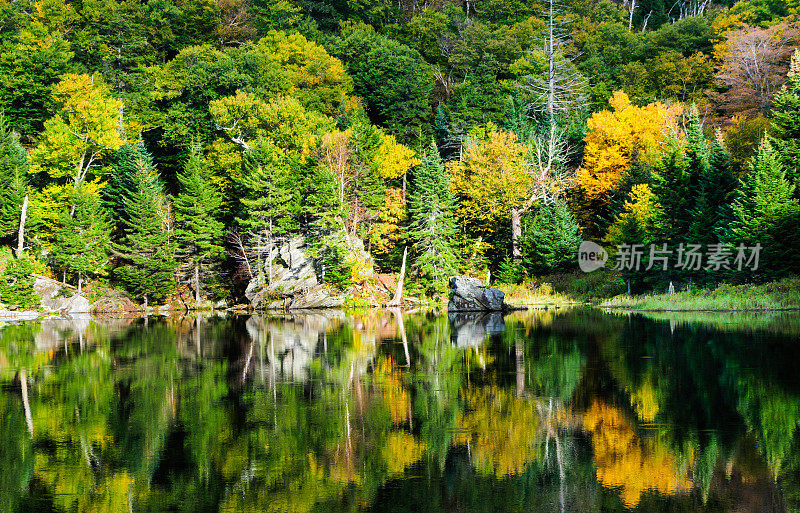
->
194;262;200;304
388;247;407;307
77;272;82;296
16;194;28;255
628;0;636;30
20;369;33;436
510;209;522;259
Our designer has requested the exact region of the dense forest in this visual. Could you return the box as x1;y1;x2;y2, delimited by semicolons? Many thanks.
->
0;0;798;306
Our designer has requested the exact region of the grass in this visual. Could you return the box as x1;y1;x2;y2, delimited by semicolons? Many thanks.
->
600;277;800;311
497;282;584;308
496;268;628;308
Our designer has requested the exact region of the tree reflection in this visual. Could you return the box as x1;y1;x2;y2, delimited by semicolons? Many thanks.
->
0;309;799;512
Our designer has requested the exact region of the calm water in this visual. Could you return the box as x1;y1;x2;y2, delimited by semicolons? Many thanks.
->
1;308;800;512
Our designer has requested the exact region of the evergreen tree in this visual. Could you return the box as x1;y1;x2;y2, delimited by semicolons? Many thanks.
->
174;144;224;302
651;138;692;243
53;187;111;294
688;131;738;246
726;139;800;279
113;147;177;306
236;141;299;281
684;104;709;196
521;198;582;274
769;49;800;188
104;143;143;232
0;112;28;242
408;143;458;293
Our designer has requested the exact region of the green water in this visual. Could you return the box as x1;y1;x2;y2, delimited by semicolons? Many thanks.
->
1;308;800;512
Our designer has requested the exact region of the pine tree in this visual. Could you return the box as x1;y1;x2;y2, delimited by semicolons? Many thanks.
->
174;143;224;302
726;139;800;279
113;147;177;306
53;187;111;294
408;143;458;293
0;112;28;243
521;198;582;274
769;49;800;187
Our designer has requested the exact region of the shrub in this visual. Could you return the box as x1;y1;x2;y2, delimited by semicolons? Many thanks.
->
0;256;41;309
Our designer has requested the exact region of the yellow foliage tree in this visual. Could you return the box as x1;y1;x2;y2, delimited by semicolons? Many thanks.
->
603;184;658;247
450;129;531;246
577;91;680;204
30;73;124;186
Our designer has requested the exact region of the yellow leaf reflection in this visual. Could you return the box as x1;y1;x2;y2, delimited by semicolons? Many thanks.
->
584;400;690;507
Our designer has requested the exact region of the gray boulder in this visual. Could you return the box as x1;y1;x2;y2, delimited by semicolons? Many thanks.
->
34;275;91;313
245;238;346;310
447;276;508;312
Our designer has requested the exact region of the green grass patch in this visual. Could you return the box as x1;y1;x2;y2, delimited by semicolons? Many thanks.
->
600;277;800;311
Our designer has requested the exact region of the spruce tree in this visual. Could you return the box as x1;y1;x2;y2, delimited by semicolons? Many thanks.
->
769;49;800;187
408;143;458;292
0;112;28;242
688;131;737;246
174;144;224;302
113;147;177;306
521;198;582;274
104;143;142;231
53;187;111;294
651;138;692;243
726;139;800;279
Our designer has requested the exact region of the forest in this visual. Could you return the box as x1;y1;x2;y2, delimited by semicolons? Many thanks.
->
0;0;799;307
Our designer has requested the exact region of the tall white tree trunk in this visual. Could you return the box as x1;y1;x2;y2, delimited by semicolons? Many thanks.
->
388;247;407;307
16;194;28;255
194;262;200;303
510;209;522;259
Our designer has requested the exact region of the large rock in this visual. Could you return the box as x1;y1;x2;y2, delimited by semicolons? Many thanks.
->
245;238;346;310
448;311;506;347
34;275;91;313
447;276;508;312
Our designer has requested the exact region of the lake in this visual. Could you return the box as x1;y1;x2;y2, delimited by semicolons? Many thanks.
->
1;308;799;512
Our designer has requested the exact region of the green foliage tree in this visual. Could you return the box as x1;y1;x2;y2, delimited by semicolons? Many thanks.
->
407;144;458;293
236;141;299;280
0;22;74;138
769;49;800;187
174;144;224;302
337;31;432;143
0;113;28;241
688;133;737;246
651;138;692;244
53;187;112;294
521;198;582;275
113;146;177;305
0;256;41;309
726;140;800;279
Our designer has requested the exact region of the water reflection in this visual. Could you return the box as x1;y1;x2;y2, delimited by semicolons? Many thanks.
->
1;309;799;512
